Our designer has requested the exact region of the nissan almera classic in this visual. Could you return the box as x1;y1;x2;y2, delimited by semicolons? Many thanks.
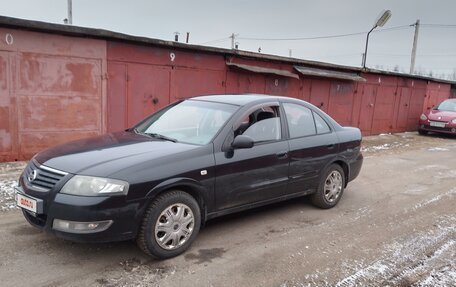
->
16;94;363;259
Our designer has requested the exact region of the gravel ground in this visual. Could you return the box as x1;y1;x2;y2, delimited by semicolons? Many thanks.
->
0;132;454;287
0;162;25;212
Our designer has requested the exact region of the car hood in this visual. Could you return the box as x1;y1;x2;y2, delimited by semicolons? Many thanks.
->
35;131;200;177
427;110;456;121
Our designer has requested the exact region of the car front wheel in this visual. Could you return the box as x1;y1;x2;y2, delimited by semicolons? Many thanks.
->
418;129;428;135
311;164;345;209
137;190;201;259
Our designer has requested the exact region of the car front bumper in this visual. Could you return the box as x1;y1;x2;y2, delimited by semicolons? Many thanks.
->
17;186;145;243
418;123;456;135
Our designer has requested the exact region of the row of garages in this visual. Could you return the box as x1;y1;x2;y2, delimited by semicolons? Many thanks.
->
0;16;454;161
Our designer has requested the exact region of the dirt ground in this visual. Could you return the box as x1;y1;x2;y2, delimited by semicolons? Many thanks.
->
0;132;455;287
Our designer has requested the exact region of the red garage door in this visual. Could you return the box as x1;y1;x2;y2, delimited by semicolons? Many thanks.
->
371;86;396;134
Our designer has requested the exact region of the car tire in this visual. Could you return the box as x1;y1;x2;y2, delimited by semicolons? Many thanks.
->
311;164;345;209
137;190;201;259
418;129;428;135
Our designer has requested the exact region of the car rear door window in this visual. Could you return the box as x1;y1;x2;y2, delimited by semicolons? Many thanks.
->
283;103;316;138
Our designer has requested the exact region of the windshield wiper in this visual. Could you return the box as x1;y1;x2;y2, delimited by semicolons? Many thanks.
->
144;133;178;143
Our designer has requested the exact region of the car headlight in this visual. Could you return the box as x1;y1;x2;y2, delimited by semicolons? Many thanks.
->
61;175;129;196
452;119;456;124
420;114;427;121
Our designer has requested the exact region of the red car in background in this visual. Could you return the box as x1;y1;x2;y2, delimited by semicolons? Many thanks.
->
419;99;456;135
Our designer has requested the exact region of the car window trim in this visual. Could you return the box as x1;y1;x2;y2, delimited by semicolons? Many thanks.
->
281;102;317;139
311;110;333;135
281;101;335;140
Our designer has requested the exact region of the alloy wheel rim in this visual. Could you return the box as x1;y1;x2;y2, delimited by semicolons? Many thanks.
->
154;203;195;250
324;170;343;203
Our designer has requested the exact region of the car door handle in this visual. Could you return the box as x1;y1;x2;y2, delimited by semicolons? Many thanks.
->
326;144;335;150
276;151;288;159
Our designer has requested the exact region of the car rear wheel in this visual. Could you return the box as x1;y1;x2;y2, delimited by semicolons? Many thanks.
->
137;190;201;259
311;164;345;209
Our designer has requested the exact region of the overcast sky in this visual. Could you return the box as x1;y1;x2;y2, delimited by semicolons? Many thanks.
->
1;0;455;78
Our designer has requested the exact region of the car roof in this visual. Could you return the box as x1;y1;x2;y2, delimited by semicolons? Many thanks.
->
190;94;288;106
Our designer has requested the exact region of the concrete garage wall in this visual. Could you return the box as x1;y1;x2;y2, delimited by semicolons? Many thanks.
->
0;17;453;161
0;28;107;161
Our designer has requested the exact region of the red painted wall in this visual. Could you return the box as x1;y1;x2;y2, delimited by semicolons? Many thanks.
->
106;41;453;137
0;26;453;161
0;28;106;161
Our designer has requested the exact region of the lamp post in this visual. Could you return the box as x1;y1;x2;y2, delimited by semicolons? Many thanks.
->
362;10;392;69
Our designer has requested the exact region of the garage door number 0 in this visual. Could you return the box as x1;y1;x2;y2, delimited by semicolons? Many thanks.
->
5;33;13;45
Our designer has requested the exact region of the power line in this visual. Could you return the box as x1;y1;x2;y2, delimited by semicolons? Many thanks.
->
421;23;456;28
237;25;412;41
199;22;456;46
200;36;231;45
200;22;456;46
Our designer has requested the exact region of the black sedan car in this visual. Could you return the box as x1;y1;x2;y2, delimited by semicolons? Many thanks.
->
16;94;363;259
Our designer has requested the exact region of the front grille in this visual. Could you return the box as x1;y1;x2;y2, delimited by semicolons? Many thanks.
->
23;160;67;192
424;125;453;132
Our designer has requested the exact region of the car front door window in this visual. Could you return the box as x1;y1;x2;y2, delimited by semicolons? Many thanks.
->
235;107;282;142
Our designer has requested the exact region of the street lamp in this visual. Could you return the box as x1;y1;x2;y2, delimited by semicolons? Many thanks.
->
362;10;392;69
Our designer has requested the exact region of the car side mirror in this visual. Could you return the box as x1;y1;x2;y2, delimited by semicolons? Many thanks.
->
232;135;254;149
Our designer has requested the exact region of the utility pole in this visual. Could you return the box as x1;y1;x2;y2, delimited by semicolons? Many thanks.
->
230;33;235;49
67;0;73;24
410;19;420;74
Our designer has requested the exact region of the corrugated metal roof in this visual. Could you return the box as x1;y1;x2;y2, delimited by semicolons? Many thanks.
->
294;66;365;82
0;15;454;86
227;62;300;79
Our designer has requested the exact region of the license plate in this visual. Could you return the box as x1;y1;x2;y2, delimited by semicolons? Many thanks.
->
16;193;38;213
429;121;446;128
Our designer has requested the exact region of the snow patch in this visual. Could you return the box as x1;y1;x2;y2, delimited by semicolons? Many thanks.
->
0;180;19;211
427;147;449;152
410;188;456;211
434;170;456;179
414;164;448;172
414;265;456;287
334;216;456;287
402;184;428;195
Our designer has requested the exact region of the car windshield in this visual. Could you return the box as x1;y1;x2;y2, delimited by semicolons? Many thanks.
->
135;100;238;145
435;100;456;112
